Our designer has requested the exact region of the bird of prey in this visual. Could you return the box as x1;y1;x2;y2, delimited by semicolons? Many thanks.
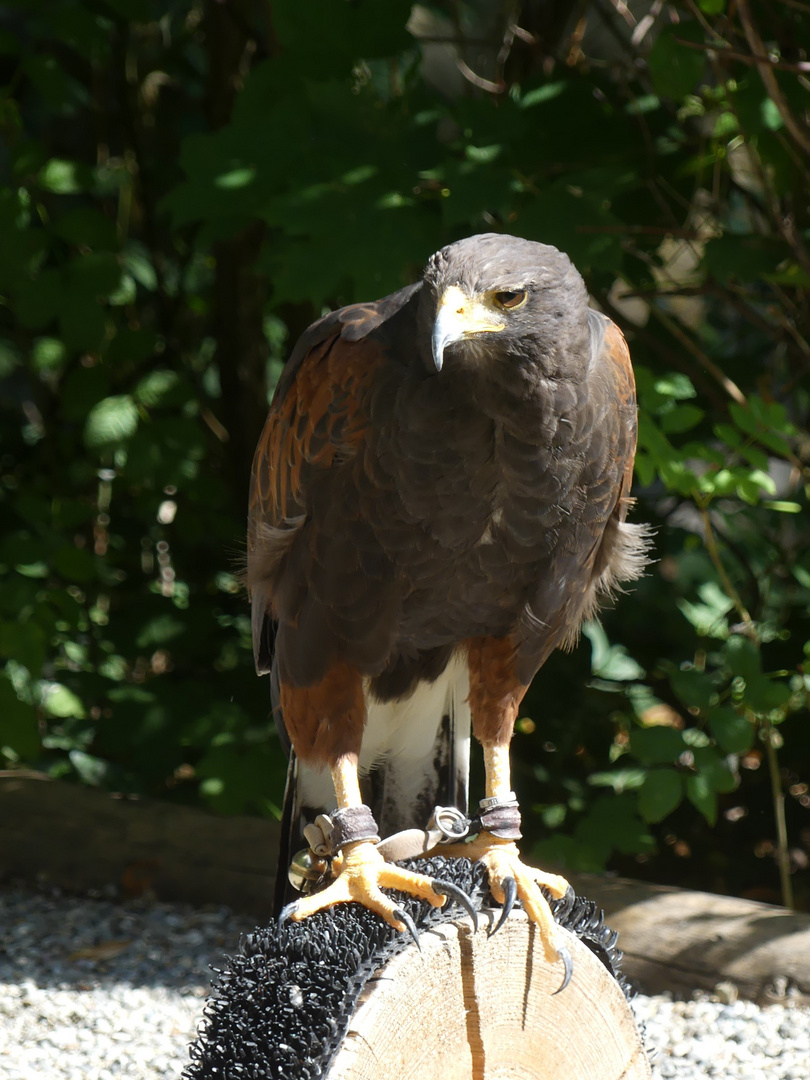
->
248;233;649;988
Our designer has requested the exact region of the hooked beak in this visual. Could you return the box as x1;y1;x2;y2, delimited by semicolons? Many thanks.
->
431;285;505;372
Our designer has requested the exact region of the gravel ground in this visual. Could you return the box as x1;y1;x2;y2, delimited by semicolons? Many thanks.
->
1;883;808;1079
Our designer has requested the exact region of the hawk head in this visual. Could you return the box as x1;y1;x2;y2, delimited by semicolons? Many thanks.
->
421;233;591;374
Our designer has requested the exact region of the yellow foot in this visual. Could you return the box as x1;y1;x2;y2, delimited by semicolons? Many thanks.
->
280;840;478;945
438;833;573;991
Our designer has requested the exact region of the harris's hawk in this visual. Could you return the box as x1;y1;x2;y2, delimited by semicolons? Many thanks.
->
248;233;650;989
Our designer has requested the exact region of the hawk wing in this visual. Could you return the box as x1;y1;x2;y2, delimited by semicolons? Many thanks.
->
510;309;649;681
248;284;470;913
247;284;420;678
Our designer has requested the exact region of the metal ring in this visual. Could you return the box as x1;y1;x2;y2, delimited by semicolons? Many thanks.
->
478;792;518;811
430;805;470;841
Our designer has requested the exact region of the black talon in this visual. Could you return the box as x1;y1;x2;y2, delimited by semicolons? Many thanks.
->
553;883;576;920
393;907;421;951
278;901;299;927
431;879;479;932
490;875;517;936
552;945;573;994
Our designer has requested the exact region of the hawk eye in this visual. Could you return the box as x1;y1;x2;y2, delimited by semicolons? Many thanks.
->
493;289;527;310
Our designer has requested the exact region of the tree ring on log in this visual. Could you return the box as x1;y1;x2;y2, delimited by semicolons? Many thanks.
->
183;855;651;1080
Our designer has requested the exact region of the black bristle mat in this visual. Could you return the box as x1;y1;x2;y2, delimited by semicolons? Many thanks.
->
183;857;629;1080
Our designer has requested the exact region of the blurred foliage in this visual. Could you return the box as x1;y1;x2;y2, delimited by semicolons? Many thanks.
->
0;0;808;908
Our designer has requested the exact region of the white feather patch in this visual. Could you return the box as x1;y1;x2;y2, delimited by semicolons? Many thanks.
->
295;651;471;817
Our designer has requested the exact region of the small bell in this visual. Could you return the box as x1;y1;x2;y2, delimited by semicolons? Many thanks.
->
288;848;328;892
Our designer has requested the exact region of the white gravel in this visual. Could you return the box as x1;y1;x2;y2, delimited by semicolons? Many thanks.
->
0;883;255;1080
635;992;810;1080
1;883;808;1078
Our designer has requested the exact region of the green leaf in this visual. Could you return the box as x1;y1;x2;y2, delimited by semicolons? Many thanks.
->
647;23;706;101
713;110;738;139
215;166;256;190
107;274;136;306
135;614;186;649
629;726;688;765
196;741;285;815
84;395;139;448
760;98;783;132
588;768;647;793
32;337;67;374
708;707;754;754
766;501;802;514
745;469;777;496
693;746;737;793
38;158;86;194
134;369;181;407
724;634;761;680
743;675;791;714
755;429;793;457
714;422;741;448
0;679;39;760
574;794;655;858
124;247;158;291
670;667;716;711
654;373;696;400
66;252;122;297
686;773;717;824
43;684;86;719
68;750;109;786
659;404;704;434
0;338;22;376
638;769;683;823
677;592;731;639
583;622;645;681
52;545;96;584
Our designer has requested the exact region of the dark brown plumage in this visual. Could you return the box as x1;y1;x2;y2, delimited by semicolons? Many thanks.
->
247;233;649;977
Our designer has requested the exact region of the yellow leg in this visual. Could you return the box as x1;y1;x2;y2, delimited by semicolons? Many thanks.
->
440;742;573;989
483;742;511;798
284;754;476;937
332;753;362;807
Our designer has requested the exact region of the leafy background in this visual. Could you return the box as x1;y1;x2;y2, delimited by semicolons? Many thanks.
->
1;0;808;910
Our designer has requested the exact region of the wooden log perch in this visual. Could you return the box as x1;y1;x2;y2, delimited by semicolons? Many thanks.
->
569;872;810;1003
329;911;651;1080
0;772;279;915
184;857;650;1080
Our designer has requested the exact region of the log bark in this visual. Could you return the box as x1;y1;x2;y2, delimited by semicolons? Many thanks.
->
327;911;651;1080
0;773;278;916
568;872;810;1003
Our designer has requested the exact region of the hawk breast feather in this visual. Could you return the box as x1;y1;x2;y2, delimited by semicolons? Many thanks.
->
248;267;648;692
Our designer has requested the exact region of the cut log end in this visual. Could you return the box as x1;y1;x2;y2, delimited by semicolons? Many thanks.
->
328;910;651;1080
